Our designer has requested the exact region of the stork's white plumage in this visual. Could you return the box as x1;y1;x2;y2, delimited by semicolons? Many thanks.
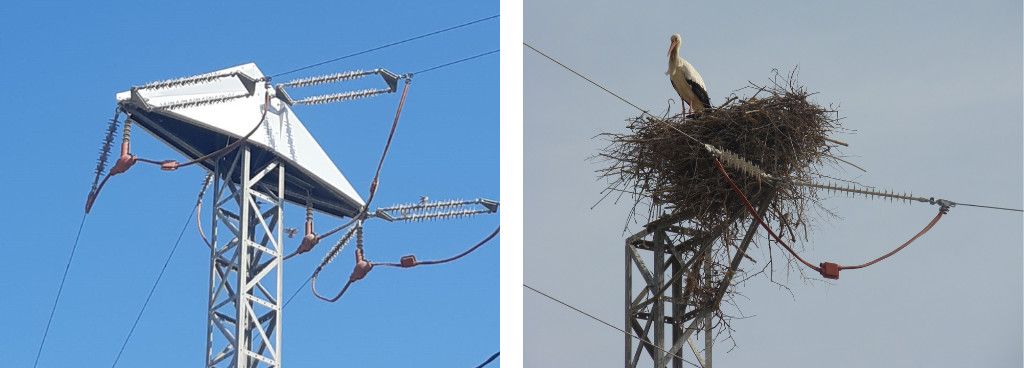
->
666;33;710;115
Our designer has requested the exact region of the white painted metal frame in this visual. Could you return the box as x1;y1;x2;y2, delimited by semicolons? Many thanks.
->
206;144;284;368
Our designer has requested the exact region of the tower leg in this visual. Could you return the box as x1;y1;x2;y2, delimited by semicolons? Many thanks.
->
206;145;285;368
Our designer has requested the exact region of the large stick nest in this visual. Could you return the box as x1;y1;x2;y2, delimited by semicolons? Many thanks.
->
598;71;848;240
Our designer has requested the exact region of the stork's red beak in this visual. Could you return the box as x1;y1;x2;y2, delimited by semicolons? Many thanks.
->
668;40;677;57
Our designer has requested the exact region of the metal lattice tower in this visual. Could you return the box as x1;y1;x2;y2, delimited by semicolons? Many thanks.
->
105;63;400;367
206;145;284;367
95;62;497;367
625;196;771;368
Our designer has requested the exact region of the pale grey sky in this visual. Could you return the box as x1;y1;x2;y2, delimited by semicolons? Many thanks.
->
525;1;1022;367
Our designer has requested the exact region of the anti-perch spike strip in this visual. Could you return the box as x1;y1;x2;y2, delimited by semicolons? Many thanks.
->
377;198;486;212
295;88;393;105
282;69;377;88
157;91;251;110
140;71;240;90
798;181;930;204
704;144;774;180
702;143;942;206
396;209;495;222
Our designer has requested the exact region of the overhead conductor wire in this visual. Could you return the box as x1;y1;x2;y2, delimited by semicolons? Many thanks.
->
32;213;88;368
110;178;209;367
524;284;702;368
473;352;500;368
271;14;498;78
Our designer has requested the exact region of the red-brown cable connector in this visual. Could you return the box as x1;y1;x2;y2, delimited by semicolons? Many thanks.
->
297;201;319;254
109;141;137;175
399;255;417;268
349;247;374;281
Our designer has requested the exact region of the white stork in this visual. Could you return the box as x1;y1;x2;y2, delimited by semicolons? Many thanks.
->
667;33;710;116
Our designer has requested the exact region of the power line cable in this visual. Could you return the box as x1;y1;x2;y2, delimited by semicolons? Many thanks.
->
524;284;701;368
953;202;1022;213
524;42;650;116
473;351;499;368
110;206;197;367
271;14;499;78
412;49;499;76
33;213;88;368
524;42;704;147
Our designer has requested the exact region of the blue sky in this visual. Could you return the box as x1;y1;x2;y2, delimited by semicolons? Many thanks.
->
0;1;498;367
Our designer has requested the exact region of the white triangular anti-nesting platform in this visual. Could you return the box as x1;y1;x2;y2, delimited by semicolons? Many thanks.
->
116;63;364;218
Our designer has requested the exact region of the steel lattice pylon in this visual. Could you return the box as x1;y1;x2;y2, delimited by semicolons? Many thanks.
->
206;145;285;368
625;197;770;368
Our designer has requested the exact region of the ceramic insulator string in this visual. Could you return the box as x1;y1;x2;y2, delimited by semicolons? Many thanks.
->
319;227;357;269
93;108;121;191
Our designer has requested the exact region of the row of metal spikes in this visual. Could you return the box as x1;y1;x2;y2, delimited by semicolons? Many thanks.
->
373;198;500;222
128;68;400;111
704;143;947;207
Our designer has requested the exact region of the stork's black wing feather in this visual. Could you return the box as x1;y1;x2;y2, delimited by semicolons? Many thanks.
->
687;78;710;108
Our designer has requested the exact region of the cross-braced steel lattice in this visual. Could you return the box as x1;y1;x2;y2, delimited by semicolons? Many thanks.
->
625;197;771;368
206;145;285;368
